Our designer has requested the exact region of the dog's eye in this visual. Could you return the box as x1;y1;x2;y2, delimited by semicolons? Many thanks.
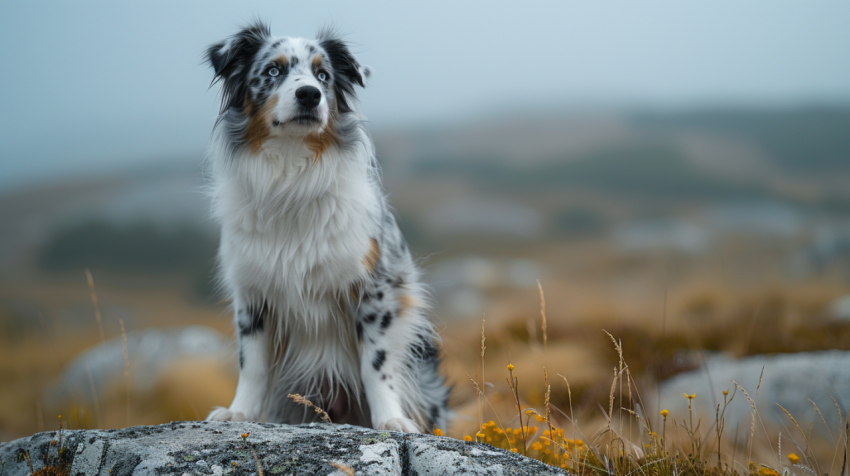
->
317;71;328;82
268;67;280;77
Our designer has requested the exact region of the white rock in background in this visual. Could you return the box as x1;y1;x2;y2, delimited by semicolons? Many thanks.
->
829;294;850;321
703;201;802;239
46;325;232;406
659;351;850;437
612;219;708;254
426;256;542;319
426;198;545;239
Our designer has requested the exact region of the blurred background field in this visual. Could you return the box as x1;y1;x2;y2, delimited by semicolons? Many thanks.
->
2;1;850;473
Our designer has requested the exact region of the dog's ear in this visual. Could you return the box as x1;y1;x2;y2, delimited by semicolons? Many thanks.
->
318;31;368;113
206;22;270;79
318;35;366;87
206;22;270;111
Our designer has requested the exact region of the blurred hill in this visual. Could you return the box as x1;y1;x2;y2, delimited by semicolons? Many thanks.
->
377;105;850;170
0;104;848;304
633;106;850;172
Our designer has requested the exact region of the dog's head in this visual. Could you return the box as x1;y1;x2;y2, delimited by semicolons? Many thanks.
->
206;22;369;153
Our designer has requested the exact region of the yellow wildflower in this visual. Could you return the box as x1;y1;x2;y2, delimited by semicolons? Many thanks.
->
525;409;534;416
788;453;800;464
463;435;472;441
510;448;518;453
507;364;515;371
535;415;544;422
684;393;696;400
475;432;485;439
531;442;543;451
660;409;669;417
433;428;444;436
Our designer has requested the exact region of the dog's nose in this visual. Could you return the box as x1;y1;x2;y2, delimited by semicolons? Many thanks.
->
295;86;322;109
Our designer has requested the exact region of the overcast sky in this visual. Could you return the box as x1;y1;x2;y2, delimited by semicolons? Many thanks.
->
1;1;848;191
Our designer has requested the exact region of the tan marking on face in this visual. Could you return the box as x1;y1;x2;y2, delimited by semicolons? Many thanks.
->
275;55;289;66
304;107;339;164
244;94;279;153
398;293;417;317
363;238;380;273
312;55;323;68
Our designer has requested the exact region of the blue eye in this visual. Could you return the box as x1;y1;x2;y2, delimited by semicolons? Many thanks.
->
317;71;328;82
268;67;280;77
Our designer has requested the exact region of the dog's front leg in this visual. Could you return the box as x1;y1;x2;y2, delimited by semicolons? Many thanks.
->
357;294;424;433
208;299;269;422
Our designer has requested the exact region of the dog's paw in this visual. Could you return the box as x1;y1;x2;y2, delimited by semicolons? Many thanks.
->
377;417;421;433
206;407;250;422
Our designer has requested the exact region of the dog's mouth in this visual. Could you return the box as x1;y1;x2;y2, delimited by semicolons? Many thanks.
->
273;115;321;127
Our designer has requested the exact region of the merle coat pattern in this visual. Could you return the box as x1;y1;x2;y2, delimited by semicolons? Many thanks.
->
203;22;448;433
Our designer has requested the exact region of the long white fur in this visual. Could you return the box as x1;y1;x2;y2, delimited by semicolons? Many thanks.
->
209;122;377;407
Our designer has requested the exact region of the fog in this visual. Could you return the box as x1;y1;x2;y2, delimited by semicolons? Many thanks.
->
1;0;849;189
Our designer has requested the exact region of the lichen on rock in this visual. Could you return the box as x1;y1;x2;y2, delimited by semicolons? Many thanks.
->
0;421;568;475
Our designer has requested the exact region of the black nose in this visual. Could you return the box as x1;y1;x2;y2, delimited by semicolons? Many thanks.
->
295;86;321;109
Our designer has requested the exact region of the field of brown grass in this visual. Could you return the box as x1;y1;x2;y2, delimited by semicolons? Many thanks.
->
442;279;849;474
2;264;848;475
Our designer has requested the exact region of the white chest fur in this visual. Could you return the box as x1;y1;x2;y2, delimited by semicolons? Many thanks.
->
211;138;380;322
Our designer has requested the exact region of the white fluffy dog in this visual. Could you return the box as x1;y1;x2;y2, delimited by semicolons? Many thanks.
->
203;22;448;433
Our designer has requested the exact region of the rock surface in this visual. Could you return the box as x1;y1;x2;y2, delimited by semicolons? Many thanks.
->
0;421;567;475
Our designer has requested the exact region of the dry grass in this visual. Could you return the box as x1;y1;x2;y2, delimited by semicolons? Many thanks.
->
443;342;849;475
288;393;334;426
437;284;850;475
1;263;849;476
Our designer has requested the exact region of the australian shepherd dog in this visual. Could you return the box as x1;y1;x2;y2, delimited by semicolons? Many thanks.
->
203;22;448;433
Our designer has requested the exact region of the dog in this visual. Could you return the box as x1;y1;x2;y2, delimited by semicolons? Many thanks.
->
203;22;449;433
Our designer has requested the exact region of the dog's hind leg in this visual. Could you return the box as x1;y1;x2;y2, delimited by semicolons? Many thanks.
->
207;297;269;422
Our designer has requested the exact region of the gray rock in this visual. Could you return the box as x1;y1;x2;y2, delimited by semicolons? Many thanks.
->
46;326;232;406
659;351;850;436
829;294;850;321
0;421;568;475
70;439;105;475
